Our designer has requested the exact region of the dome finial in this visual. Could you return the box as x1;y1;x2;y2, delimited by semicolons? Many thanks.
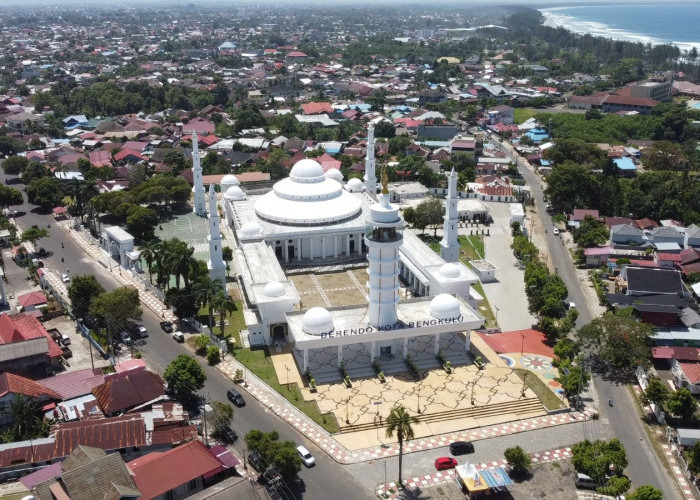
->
381;166;389;195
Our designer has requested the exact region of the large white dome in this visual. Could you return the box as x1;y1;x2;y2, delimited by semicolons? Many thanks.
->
439;263;462;279
224;185;246;201
263;281;286;298
429;294;462;320
302;307;334;335
346;178;364;192
289;158;325;183
254;157;362;226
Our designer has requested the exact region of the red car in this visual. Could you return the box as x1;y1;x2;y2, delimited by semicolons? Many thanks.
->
434;457;458;471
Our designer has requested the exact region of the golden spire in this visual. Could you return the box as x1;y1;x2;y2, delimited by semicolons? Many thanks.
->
381;166;389;195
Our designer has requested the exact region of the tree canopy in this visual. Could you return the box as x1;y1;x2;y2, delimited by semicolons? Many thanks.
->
163;354;207;405
572;438;628;484
67;274;105;319
244;429;302;481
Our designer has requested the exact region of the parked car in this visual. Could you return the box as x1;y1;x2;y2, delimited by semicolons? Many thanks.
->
552;228;560;235
248;451;264;472
159;321;173;333
219;426;237;443
119;331;133;346
131;324;148;338
434;457;458;471
575;473;599;489
449;441;474;455
61;273;70;283
296;445;315;467
227;388;245;407
172;331;185;343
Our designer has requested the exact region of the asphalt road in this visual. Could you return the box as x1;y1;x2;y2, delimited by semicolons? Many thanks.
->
497;142;681;498
4;173;369;500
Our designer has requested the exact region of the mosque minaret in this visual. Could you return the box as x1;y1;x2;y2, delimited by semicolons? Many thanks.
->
363;123;377;197
365;169;405;328
207;183;227;295
191;130;207;217
440;167;460;263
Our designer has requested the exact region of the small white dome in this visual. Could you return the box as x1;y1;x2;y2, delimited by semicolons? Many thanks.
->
429;294;462;320
325;168;343;182
239;222;262;237
263;281;286;298
224;185;246;201
346;177;364;192
290;158;325;183
221;174;240;186
439;263;462;279
302;307;334;335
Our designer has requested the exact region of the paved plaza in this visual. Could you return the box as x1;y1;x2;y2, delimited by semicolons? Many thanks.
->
153;210;212;263
290;269;368;309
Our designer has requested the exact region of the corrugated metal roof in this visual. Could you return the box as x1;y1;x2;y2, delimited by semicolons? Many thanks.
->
52;415;146;457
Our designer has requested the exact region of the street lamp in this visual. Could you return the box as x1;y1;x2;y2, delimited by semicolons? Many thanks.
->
416;387;421;414
345;397;350;424
520;331;526;356
286;365;290;390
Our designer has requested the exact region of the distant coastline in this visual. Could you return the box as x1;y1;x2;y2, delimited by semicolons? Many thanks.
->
539;3;700;52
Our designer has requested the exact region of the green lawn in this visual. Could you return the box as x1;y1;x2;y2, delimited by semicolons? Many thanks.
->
470;280;496;327
514;368;567;411
458;234;484;260
513;108;538;125
234;347;340;433
197;301;246;345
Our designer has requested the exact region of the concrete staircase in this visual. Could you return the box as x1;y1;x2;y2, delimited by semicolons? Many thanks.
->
338;397;545;434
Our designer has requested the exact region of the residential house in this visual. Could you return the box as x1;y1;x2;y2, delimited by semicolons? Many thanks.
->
0;372;60;430
301;102;333;115
613;157;637;177
113;149;147;164
623;266;686;297
686;225;700;249
416;123;459;141
418;89;445;106
677;248;700;276
0;313;64;376
32;445;140;500
127;440;229;500
16;291;48;313
610;224;647;247
650;226;685;248
91;369;166;416
672;360;700;395
6;112;46;132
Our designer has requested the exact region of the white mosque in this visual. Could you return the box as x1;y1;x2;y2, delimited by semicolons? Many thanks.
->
204;123;484;380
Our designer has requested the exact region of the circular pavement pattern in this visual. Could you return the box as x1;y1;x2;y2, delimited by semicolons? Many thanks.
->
520;355;552;371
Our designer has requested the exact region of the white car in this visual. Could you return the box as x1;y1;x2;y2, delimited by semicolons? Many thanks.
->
172;331;185;343
552;228;560;235
296;445;315;467
61;273;70;283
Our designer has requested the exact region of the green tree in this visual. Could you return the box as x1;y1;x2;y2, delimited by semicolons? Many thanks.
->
126;206;158;241
640;377;670;407
668;387;698;420
628;485;663;500
89;287;142;347
209;400;234;436
414;197;444;237
194;276;224;327
21;161;50;184
67;274;105;319
164;288;198;321
572;439;628;484
163;354;207;405
194;333;210;356
504;445;531;475
544;162;599;213
573;215;609;248
212;292;236;340
1;155;29;175
374;121;396;138
245;429;302;481
576;313;653;372
688;442;700;474
385;405;419;486
0;185;23;207
598;476;631;497
555;359;590;398
206;345;221;365
553;337;580;362
21;227;49;246
1;394;49;443
26;176;63;209
389;135;411;156
139;239;159;284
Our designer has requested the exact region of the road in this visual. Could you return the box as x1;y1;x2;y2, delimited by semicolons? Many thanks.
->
495;141;681;498
3;173;370;500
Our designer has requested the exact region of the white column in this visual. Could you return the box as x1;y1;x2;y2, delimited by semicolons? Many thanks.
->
345;235;351;256
337;345;343;366
465;331;471;352
371;341;376;360
283;242;289;263
333;236;338;258
434;334;440;355
303;349;308;372
309;238;314;261
403;337;409;359
322;237;326;260
357;233;363;255
297;239;302;261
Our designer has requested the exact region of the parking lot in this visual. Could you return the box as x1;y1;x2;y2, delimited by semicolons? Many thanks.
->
42;315;111;373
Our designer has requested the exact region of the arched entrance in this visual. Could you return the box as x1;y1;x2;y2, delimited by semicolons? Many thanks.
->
271;324;287;344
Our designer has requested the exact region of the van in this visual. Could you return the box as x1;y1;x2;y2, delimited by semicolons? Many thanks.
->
575;473;598;489
60;333;71;346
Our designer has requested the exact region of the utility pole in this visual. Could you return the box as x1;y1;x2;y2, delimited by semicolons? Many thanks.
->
202;402;209;447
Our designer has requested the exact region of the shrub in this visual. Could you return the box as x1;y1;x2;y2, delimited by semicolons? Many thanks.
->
194;334;210;355
206;345;221;365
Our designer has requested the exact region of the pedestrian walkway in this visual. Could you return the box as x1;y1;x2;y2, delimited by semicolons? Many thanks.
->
375;446;573;498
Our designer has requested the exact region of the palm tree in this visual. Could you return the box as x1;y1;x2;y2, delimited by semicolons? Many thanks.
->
139;239;159;284
385;405;419;487
163;239;196;289
3;394;44;442
194;276;223;327
212;291;235;340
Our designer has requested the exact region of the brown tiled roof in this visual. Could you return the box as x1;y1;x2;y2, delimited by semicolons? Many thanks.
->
91;370;165;415
127;440;223;500
0;372;60;400
0;314;64;358
52;415;146;457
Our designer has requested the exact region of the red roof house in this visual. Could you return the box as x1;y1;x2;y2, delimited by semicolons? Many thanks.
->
113;149;147;163
0;313;64;375
301;102;333;115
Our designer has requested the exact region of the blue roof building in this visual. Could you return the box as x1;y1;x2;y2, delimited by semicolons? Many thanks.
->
613;157;637;175
524;128;550;143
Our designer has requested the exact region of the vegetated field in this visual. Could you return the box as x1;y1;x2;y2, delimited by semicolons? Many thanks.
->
416;459;579;499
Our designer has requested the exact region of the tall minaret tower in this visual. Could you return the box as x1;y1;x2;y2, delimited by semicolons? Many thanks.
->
440;168;460;263
191;130;207;217
365;168;405;328
207;184;227;295
363;122;377;197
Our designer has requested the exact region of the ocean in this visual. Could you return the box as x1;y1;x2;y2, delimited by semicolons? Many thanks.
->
540;2;700;52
